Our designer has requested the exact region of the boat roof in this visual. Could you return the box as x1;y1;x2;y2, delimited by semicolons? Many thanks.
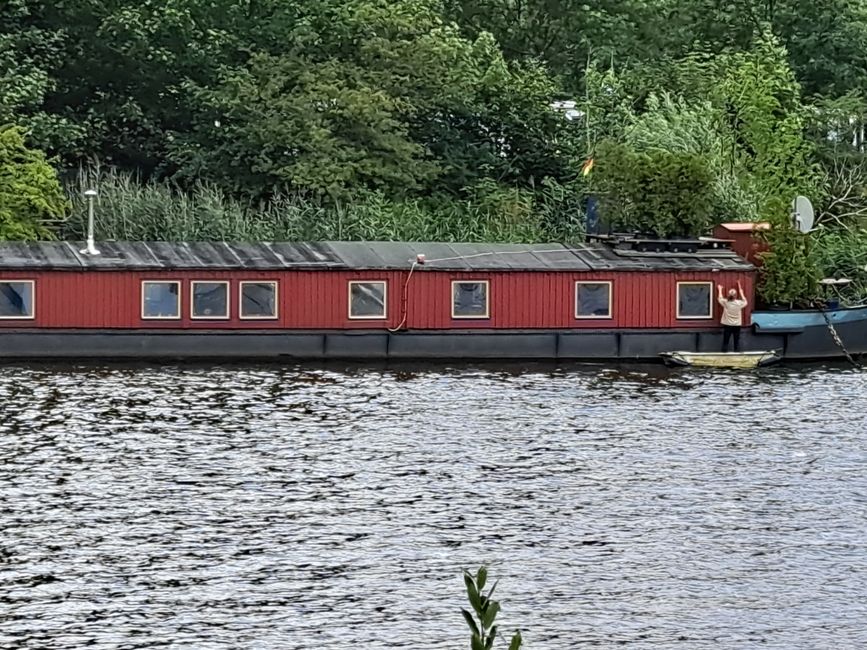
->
0;241;753;272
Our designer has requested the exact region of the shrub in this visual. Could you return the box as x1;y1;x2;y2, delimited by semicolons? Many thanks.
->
756;222;819;306
593;140;714;237
0;125;67;240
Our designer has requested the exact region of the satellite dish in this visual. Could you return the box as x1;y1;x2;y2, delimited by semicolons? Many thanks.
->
792;195;815;233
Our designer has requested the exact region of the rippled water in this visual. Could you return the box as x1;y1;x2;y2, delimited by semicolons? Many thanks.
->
1;361;866;649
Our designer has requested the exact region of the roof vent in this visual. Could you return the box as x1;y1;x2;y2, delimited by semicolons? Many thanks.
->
80;189;100;256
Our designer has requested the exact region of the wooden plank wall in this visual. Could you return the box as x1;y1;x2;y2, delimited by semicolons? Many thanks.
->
0;269;755;330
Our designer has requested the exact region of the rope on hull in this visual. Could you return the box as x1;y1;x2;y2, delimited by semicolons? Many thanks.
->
815;302;858;366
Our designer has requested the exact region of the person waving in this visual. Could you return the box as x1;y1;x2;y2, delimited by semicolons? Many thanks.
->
718;281;748;352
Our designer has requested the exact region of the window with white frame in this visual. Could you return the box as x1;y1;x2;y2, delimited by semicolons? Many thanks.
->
575;282;612;318
452;280;489;319
142;281;180;319
240;281;278;319
349;281;387;319
0;281;35;319
191;281;229;319
677;282;713;319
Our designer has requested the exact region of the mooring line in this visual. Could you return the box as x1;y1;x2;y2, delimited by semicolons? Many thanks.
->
815;302;858;366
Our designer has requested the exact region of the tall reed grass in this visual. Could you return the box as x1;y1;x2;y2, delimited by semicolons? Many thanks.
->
61;168;585;243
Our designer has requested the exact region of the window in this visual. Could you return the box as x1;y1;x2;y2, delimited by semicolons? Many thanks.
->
240;281;278;319
452;280;489;319
142;281;180;319
191;281;229;319
348;281;387;319
0;281;35;319
677;282;713;319
575;282;612;319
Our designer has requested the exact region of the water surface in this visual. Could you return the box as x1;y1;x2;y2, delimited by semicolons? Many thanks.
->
1;362;865;648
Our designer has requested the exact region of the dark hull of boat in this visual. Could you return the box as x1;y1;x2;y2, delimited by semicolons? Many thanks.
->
0;315;862;361
751;305;867;360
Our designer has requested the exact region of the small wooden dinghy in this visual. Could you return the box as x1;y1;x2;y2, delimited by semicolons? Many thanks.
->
660;350;782;368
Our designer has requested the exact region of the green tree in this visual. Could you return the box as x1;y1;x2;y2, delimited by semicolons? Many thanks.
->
5;0;861;257
446;0;867;100
625;93;759;221
170;0;578;198
0;0;82;151
172;50;439;197
23;0;250;171
756;223;819;306
444;0;697;91
717;34;818;218
585;34;817;224
680;0;867;98
0;125;67;239
414;33;580;193
579;65;638;149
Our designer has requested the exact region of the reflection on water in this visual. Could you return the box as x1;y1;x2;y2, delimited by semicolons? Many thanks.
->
1;362;866;649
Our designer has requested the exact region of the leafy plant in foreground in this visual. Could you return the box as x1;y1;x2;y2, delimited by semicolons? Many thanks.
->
462;566;522;650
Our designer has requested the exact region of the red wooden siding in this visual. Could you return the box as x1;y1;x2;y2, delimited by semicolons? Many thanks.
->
288;271;405;329
713;224;769;266
402;270;753;329
0;268;754;330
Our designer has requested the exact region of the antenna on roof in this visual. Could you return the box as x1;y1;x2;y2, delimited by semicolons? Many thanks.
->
791;195;815;233
80;189;100;256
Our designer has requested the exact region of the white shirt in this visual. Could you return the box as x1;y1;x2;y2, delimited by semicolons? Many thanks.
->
719;297;747;326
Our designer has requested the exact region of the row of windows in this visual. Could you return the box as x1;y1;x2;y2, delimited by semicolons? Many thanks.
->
0;279;723;321
1;279;723;320
0;280;281;321
143;281;278;319
1;279;482;320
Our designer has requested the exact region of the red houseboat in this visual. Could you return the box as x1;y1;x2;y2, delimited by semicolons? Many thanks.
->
0;238;860;360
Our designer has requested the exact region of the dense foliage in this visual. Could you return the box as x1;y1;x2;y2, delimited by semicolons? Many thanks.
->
592;141;713;237
5;0;867;303
757;224;820;307
0;126;66;240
